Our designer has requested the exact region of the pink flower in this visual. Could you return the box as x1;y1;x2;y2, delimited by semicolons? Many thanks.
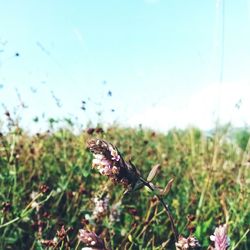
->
109;145;120;161
87;139;140;190
210;224;230;250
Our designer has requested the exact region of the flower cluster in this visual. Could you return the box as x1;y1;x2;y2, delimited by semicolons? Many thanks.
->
78;229;106;250
210;224;230;250
92;196;109;220
87;139;140;190
175;235;201;250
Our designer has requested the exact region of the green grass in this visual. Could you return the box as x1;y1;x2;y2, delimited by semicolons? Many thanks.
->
0;124;249;249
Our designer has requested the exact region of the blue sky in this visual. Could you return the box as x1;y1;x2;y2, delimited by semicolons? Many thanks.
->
0;0;250;131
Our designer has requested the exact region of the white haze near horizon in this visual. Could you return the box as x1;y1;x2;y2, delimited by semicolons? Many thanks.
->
1;82;249;133
128;82;250;131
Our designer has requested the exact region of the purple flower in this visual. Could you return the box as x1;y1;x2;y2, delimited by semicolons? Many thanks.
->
87;139;140;190
210;224;230;250
78;229;106;249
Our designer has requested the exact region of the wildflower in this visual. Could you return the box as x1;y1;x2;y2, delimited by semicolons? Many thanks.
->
56;225;70;240
210;224;230;250
87;139;140;190
175;235;201;249
92;196;109;220
30;191;39;200
109;202;121;223
40;239;57;248
30;191;40;210
78;229;106;249
39;184;50;194
2;202;12;213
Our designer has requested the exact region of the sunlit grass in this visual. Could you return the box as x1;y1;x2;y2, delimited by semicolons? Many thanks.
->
0;119;249;249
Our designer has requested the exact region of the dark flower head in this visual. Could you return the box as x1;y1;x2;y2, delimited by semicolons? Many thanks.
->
87;139;140;190
2;202;12;213
95;127;104;134
78;229;106;249
39;184;50;194
86;128;95;135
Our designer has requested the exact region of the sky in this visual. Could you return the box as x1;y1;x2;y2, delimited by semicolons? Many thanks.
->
0;0;250;132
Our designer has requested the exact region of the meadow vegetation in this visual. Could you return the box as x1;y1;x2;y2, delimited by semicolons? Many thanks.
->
0;115;249;249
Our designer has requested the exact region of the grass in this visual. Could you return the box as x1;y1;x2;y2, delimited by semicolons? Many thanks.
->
0;120;249;249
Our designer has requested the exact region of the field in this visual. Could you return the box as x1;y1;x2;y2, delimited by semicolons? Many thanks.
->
0;118;249;249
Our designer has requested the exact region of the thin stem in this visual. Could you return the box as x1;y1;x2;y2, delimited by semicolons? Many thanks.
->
74;240;80;250
232;228;249;250
0;217;20;229
0;192;53;229
139;177;178;242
